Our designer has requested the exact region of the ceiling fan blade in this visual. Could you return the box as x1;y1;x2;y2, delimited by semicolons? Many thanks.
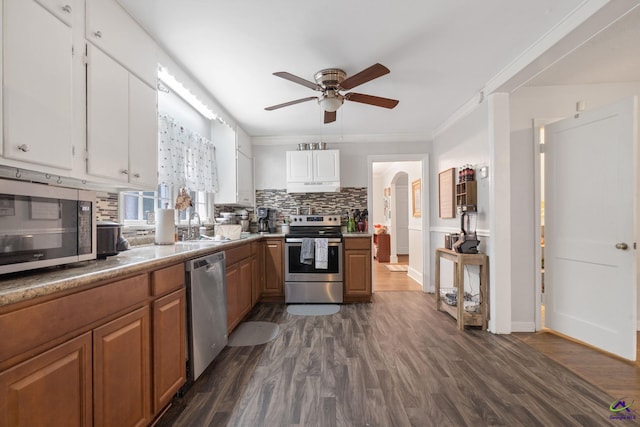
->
265;96;318;111
339;63;390;90
273;72;322;91
345;93;399;109
324;110;337;124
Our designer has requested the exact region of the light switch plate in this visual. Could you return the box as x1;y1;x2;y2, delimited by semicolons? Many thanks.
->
479;166;489;179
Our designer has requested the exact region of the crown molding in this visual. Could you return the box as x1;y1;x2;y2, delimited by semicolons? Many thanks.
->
251;132;431;146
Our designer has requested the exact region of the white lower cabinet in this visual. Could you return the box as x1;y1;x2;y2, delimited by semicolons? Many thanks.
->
86;45;157;189
2;0;74;170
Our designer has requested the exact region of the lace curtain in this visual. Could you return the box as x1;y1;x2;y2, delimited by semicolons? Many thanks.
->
158;114;219;193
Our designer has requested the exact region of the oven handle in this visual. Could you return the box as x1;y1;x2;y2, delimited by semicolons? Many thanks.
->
285;238;342;244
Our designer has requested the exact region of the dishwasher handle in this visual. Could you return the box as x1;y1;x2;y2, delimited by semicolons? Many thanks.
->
185;251;226;272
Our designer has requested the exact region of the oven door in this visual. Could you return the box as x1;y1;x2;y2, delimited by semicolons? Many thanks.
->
285;238;343;282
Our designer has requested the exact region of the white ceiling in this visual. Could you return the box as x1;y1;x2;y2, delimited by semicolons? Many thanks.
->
119;0;637;139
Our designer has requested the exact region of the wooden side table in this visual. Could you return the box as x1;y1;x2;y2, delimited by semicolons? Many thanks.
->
434;248;488;330
373;233;390;263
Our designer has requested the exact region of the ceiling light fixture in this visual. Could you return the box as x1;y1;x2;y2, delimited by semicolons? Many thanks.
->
318;91;344;112
158;65;217;121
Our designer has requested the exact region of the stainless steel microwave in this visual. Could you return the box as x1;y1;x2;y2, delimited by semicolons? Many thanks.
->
0;179;96;274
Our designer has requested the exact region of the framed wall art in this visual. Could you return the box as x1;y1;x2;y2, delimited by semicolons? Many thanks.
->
411;179;421;217
438;168;455;219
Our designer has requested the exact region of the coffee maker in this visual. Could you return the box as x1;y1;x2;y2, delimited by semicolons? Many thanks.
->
452;205;480;254
257;206;269;233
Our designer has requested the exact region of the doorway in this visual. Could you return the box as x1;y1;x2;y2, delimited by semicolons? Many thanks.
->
368;154;429;293
534;97;638;361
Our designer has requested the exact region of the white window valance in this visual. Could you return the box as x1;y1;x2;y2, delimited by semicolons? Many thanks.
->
158;114;219;193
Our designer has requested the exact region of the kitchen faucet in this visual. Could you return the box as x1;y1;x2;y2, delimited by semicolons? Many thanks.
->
188;211;202;240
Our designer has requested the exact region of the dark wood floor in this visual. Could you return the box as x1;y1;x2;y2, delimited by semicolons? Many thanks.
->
157;292;621;427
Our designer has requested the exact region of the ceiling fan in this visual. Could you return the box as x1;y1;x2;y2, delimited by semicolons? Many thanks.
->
264;63;399;124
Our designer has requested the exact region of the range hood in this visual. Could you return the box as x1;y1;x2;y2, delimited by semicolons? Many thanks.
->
286;181;341;193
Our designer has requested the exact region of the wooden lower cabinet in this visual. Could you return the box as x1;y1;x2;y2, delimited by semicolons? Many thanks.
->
344;237;372;302
226;257;253;334
0;332;92;427
152;288;186;412
251;243;260;306
260;239;284;301
93;306;151;427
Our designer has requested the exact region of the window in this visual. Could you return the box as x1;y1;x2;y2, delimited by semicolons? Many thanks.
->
120;185;213;226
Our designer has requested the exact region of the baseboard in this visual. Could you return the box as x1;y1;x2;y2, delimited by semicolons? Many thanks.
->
511;321;536;332
407;267;423;286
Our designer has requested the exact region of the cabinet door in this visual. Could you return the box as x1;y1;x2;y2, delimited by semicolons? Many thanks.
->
0;332;92;427
313;149;340;182
226;264;239;333
344;249;372;298
85;0;157;86
86;45;129;182
238;257;253;320
34;0;74;25
129;75;158;190
236;151;254;205
286;151;313;183
3;0;73;170
212;121;237;204
251;250;260;306
93;306;151;427
261;240;284;297
152;289;186;413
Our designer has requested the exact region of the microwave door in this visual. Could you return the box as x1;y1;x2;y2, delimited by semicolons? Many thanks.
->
0;195;79;267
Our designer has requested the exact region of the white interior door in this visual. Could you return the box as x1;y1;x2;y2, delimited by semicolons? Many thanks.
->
545;96;637;360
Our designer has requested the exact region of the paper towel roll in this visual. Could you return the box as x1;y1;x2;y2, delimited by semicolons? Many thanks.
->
155;209;175;245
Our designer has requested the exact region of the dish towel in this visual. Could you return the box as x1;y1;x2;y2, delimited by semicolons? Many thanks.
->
315;238;328;269
300;238;315;265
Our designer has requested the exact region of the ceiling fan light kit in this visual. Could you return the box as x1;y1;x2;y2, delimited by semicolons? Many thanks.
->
265;63;399;124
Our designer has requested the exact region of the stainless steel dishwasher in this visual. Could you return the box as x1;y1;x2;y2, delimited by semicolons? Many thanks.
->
185;251;228;381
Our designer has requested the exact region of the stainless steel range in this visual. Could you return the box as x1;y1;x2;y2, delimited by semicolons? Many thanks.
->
285;214;343;303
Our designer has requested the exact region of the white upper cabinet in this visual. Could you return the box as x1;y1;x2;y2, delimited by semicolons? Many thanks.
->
86;45;129;182
86;45;157;189
214;122;254;205
2;0;74;170
286;151;314;183
236;151;254;205
34;0;74;26
313;149;340;182
85;0;157;87
286;149;340;192
128;75;158;189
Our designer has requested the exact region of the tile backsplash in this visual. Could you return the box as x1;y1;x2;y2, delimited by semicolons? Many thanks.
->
96;192;119;222
255;187;368;221
96;187;368;245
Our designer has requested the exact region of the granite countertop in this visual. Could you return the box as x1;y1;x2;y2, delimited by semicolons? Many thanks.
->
342;233;372;238
0;233;276;308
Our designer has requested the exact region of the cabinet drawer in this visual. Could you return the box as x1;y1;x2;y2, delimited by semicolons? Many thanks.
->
226;244;251;266
0;274;149;365
151;263;185;296
344;237;372;250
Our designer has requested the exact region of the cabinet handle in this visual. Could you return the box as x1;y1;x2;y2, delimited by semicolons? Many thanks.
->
62;4;72;13
120;169;129;175
133;173;141;178
17;144;29;152
615;242;629;250
94;30;103;38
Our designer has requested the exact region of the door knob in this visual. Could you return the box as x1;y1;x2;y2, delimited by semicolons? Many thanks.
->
615;242;628;250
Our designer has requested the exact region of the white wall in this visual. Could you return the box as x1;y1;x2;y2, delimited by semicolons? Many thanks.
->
253;140;429;189
430;102;490;297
